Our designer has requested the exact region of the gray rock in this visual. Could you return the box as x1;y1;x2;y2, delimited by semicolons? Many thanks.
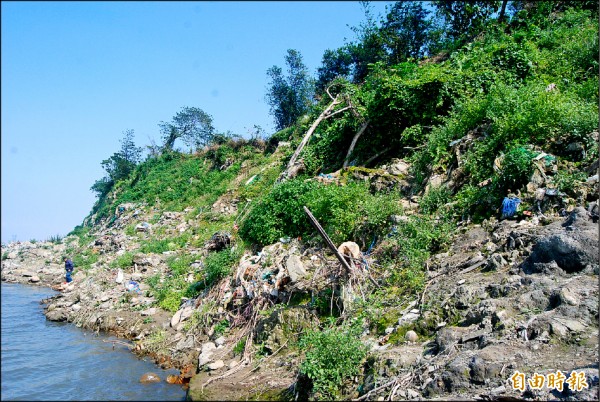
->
405;330;418;342
286;255;306;283
398;312;420;325
550;320;569;338
141;307;157;316
28;275;40;283
207;360;224;371
469;356;486;384
215;336;226;347
198;342;217;367
486;253;507;271
559;287;579;306
175;336;194;351
171;309;183;327
46;308;67;322
386;158;410;176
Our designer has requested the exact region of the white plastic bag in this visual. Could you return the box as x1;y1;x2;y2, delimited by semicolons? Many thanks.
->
116;269;124;284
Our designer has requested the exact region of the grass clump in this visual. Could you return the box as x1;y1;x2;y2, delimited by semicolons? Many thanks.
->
203;247;242;288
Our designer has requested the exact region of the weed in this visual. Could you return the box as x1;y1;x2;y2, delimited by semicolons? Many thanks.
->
233;338;246;356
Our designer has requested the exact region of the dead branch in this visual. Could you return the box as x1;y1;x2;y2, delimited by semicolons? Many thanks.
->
352;373;410;401
303;206;353;273
280;96;341;181
343;121;370;168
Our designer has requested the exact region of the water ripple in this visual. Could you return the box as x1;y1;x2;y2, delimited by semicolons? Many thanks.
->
1;283;186;401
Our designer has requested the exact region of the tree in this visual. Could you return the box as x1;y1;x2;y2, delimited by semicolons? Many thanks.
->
434;1;500;43
316;47;354;94
159;106;215;151
347;1;388;83
266;49;314;131
381;1;434;64
91;129;142;198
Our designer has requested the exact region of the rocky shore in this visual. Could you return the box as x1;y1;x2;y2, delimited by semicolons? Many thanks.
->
2;199;598;401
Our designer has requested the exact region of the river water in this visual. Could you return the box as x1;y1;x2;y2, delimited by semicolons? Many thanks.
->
1;283;187;401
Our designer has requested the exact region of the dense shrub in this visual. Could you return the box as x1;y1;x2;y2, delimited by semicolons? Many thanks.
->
239;179;401;247
299;326;367;399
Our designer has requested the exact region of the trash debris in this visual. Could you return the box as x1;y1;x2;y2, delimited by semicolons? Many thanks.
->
245;175;258;185
206;232;231;251
501;197;521;219
126;280;141;294
116;269;124;284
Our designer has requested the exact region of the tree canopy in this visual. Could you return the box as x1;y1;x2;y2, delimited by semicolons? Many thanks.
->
266;49;314;131
159;106;215;151
91;129;142;198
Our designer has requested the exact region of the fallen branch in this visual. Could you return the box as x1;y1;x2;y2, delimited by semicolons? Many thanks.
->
303;206;353;273
280;95;341;181
353;372;413;401
363;148;390;167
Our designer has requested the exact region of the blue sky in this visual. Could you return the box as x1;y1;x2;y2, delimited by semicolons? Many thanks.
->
1;1;395;243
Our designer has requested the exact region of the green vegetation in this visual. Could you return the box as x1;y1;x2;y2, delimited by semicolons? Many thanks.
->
65;3;599;400
240;179;401;246
203;248;242;288
299;324;367;399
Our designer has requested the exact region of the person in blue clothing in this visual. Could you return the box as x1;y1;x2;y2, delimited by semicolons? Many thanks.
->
64;257;74;283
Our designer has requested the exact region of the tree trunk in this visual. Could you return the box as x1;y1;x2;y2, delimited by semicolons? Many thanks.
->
498;0;508;22
342;120;369;168
280;95;341;180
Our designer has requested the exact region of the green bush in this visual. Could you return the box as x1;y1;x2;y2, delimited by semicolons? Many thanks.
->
299;326;367;399
159;290;183;312
166;253;197;276
240;179;401;247
496;146;536;192
419;185;453;215
376;215;453;293
139;239;172;254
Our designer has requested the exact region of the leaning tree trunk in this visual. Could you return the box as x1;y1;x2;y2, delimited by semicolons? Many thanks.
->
342;120;369;168
285;96;340;170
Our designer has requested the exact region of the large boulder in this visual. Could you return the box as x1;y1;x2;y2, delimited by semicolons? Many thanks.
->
522;207;598;274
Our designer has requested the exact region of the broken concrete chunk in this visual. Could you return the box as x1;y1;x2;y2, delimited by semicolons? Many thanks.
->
286;255;307;282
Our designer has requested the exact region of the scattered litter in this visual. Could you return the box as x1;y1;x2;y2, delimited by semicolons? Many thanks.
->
245;175;258;185
116;269;124;284
126;280;142;294
501;197;521;219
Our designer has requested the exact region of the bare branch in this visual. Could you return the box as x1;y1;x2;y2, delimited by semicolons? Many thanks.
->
343;121;370;168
